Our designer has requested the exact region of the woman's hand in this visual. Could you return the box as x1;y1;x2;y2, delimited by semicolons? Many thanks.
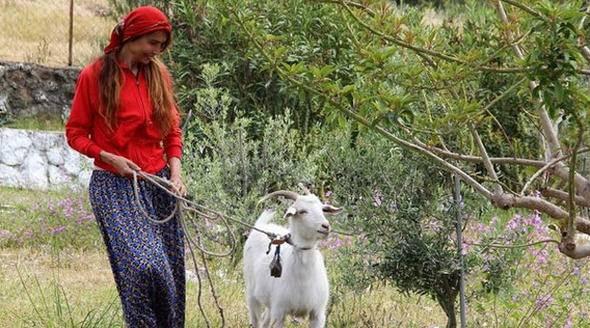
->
168;157;187;196
169;173;187;196
100;151;140;176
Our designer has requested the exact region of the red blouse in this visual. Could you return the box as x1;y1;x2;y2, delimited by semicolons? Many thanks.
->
65;59;183;174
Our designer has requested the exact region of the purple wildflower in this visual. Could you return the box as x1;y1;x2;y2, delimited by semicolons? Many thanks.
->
530;249;549;266
0;229;13;239
461;242;471;255
50;226;66;235
320;234;353;250
507;214;523;231
535;295;553;311
573;266;581;277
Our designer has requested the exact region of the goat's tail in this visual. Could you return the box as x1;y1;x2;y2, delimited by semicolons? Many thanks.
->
255;209;276;226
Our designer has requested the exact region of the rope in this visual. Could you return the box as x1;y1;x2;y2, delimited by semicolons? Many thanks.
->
130;170;297;327
465;239;559;249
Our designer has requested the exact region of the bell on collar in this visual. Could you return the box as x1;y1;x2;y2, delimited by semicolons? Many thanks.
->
269;244;283;278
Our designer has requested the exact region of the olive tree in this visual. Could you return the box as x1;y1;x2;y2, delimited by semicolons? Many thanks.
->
226;0;590;259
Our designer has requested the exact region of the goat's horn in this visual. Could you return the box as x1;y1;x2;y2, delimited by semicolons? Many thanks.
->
258;190;299;204
298;183;311;195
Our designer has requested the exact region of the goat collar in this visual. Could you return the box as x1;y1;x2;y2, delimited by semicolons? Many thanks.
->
271;233;314;251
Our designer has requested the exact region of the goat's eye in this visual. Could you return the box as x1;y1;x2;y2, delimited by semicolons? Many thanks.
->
298;210;307;215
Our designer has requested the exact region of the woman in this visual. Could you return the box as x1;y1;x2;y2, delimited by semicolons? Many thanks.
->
65;6;186;327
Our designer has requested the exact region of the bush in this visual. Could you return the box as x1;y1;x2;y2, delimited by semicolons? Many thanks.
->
181;64;320;249
316;126;485;328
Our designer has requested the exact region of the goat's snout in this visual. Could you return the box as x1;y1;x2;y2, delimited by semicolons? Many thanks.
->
318;222;331;235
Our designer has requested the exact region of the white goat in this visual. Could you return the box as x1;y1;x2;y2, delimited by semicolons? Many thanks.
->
243;190;342;328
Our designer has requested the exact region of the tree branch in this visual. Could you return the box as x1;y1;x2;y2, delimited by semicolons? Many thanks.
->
490;192;590;236
416;140;546;167
231;7;495;200
577;1;590;64
541;188;590;208
521;148;590;196
495;1;563;159
548;162;590;202
500;0;543;19
338;1;530;74
470;125;503;193
317;0;376;16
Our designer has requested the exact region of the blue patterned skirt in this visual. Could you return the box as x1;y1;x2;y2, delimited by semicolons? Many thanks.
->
89;168;185;328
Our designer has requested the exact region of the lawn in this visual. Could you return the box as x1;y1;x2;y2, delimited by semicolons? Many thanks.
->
2;182;590;327
0;187;448;327
0;0;113;67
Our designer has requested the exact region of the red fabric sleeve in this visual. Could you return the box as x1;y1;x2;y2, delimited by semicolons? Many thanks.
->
161;67;183;159
164;112;183;159
65;67;103;159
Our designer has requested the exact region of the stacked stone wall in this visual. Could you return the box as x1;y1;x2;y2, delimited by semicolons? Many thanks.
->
0;128;92;190
0;60;79;121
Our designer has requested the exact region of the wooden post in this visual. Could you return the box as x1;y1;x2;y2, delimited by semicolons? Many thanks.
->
68;0;74;66
454;174;467;328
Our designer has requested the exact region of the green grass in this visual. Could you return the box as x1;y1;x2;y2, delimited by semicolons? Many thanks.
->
2;186;590;327
0;187;448;327
0;187;101;250
0;0;114;67
3;116;65;131
0;248;449;327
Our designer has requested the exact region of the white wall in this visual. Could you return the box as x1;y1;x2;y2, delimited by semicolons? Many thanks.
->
0;128;92;190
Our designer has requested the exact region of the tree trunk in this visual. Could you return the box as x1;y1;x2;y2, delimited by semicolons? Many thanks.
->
437;291;458;328
441;298;457;328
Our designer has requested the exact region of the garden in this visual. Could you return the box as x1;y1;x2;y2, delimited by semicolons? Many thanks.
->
2;0;590;327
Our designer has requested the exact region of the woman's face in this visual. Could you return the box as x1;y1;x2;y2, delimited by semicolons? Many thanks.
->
125;30;169;65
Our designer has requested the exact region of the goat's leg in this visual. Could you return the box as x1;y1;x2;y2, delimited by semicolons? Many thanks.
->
309;309;326;328
246;296;263;327
268;308;286;328
260;309;270;327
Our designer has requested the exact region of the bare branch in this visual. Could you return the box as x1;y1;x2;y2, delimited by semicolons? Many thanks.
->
470;125;503;193
541;188;590;208
559;242;590;259
317;0;376;16
577;1;590;63
500;0;543;19
495;1;563;159
490;192;590;236
415;140;546;167
548;163;590;202
491;192;567;218
521;148;590;196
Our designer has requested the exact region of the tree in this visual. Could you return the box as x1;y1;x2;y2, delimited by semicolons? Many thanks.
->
318;128;479;328
226;0;590;259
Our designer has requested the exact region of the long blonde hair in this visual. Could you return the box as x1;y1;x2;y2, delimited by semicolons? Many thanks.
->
99;53;176;136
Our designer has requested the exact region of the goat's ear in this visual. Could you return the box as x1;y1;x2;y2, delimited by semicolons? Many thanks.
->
322;204;342;215
283;206;297;218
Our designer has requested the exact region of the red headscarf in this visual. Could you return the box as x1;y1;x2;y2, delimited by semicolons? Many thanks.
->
104;6;172;54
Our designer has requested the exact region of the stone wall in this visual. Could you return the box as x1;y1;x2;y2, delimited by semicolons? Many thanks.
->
0;60;80;120
0;128;92;190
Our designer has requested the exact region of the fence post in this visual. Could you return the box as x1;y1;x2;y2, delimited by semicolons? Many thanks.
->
583;157;588;218
454;174;467;328
68;0;74;66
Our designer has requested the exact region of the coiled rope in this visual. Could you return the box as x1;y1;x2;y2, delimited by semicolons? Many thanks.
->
131;170;291;327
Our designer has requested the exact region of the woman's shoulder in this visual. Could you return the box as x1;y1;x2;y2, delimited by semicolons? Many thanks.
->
78;58;105;80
